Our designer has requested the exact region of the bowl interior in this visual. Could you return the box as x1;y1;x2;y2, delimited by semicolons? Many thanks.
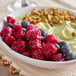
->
0;6;76;68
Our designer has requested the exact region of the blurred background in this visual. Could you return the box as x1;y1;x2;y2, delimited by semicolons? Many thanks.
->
0;0;76;17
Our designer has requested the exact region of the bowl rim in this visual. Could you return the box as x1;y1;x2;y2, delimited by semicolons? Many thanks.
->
0;6;76;68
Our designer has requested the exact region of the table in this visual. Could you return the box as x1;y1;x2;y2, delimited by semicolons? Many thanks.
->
0;0;76;76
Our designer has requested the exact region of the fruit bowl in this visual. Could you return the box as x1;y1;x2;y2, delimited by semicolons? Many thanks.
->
0;6;76;69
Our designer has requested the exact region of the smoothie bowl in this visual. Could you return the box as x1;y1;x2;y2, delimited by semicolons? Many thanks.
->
0;6;76;69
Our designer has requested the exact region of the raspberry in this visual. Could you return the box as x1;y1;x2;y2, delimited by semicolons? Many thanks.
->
25;28;41;41
22;51;31;57
14;30;25;40
32;49;44;60
44;56;53;61
44;34;58;44
3;20;8;25
28;39;42;50
43;43;58;57
41;42;45;48
13;24;22;32
11;39;26;53
4;34;16;46
26;24;37;31
3;16;15;25
1;27;13;36
7;16;15;24
51;53;63;61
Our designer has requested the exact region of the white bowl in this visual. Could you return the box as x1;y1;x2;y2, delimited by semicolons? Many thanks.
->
0;6;76;69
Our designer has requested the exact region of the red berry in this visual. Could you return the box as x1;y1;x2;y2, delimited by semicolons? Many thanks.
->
43;43;58;57
26;24;37;31
28;39;42;50
22;51;31;57
41;42;45;48
13;24;22;32
44;56;53;61
32;49;44;60
14;30;25;40
7;16;15;24
25;28;41;41
4;34;16;46
44;34;58;44
51;53;63;61
3;20;8;25
11;39;26;53
1;27;13;36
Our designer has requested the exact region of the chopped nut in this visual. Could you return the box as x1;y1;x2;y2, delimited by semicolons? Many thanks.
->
70;16;75;22
72;32;76;36
22;17;26;20
22;8;76;25
1;59;12;66
47;14;53;21
9;66;20;74
42;16;48;23
0;54;3;58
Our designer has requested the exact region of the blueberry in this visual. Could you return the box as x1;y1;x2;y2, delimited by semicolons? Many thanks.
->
21;20;30;28
41;36;45;42
65;53;73;60
5;23;13;28
58;41;70;54
21;28;26;32
72;53;76;59
39;29;47;37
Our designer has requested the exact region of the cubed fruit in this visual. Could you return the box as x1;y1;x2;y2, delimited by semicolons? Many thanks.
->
1;27;13;36
4;34;16;46
7;16;15;24
3;20;8;25
43;43;58;57
11;39;26;53
25;28;41;41
26;24;37;31
13;24;22;32
44;56;53;61
32;49;44;60
21;20;30;28
28;39;42;50
14;30;25;40
58;41;70;54
51;53;63;61
44;34;58;44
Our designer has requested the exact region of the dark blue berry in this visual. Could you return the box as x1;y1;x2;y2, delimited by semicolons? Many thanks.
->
65;53;73;60
5;23;13;28
21;28;26;32
72;53;76;59
39;29;47;37
41;36;45;42
21;20;30;28
58;41;70;54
